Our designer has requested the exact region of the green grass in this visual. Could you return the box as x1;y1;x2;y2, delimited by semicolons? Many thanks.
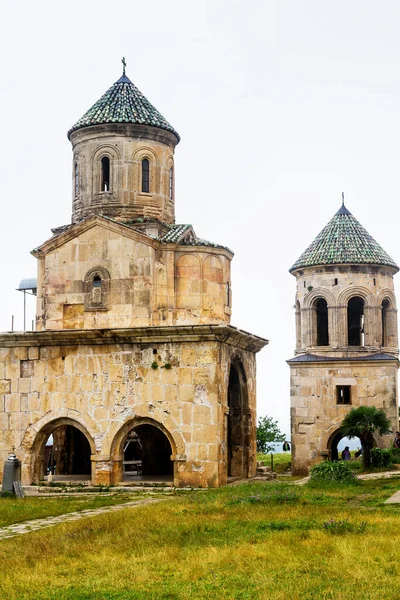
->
0;493;146;527
257;451;291;473
1;479;400;599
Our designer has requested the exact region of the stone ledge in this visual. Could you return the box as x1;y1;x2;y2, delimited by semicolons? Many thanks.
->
0;324;269;353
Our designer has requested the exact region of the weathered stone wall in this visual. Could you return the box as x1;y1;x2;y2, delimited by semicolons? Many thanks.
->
0;329;259;487
70;124;178;225
34;221;232;330
290;359;398;474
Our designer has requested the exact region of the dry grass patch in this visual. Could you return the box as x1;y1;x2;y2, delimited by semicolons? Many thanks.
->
0;481;400;599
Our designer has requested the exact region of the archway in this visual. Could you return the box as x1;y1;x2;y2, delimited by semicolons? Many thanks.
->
327;429;363;461
32;419;94;483
227;360;251;478
122;423;173;482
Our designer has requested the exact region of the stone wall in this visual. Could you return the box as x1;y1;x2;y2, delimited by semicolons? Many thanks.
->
0;326;264;487
70;123;178;224
34;220;232;330
290;358;398;474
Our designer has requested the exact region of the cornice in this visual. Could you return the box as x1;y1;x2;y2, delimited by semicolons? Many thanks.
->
0;325;269;353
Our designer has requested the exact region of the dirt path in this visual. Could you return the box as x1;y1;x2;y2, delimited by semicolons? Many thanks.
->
0;497;163;541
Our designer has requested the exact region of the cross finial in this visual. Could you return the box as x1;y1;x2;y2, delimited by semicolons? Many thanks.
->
122;57;127;75
342;191;345;206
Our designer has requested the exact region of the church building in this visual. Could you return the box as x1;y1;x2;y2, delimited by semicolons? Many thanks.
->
0;65;268;487
288;199;399;474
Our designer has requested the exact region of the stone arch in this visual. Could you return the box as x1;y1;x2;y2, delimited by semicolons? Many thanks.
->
132;146;159;196
227;357;251;479
155;264;168;310
109;415;183;485
92;144;121;198
303;287;336;309
176;253;201;309
324;427;367;462
84;266;111;311
167;154;174;201
337;286;374;307
25;416;97;484
379;291;398;348
202;254;224;316
295;299;301;349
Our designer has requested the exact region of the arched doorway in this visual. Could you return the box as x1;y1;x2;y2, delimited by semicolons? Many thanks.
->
328;430;363;461
122;423;173;482
32;419;94;483
227;360;251;478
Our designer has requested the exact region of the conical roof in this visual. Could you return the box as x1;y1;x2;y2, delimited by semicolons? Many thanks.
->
290;203;398;273
68;72;179;141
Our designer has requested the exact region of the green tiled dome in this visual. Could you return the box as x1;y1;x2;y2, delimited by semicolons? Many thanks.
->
290;204;398;273
68;73;179;141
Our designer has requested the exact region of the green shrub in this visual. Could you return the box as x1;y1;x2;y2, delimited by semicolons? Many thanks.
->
371;448;393;468
391;449;400;464
309;460;358;484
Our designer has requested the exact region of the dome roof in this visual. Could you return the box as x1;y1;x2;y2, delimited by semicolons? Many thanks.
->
68;71;179;141
290;203;398;273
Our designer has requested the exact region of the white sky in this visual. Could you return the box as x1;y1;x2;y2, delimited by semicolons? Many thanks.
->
2;0;400;437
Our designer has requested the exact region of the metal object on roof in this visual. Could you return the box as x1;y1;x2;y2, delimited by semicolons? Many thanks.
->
67;67;180;141
17;278;37;294
290;203;398;273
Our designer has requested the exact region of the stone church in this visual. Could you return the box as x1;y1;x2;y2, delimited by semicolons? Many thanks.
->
0;66;268;487
288;199;399;474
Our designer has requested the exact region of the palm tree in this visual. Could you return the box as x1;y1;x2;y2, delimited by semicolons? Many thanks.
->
340;406;392;469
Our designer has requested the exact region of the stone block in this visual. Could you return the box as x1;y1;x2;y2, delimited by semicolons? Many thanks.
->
0;380;11;394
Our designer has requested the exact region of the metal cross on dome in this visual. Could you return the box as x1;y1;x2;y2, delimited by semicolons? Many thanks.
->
122;57;127;75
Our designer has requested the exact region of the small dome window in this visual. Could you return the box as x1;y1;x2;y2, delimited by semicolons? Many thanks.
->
93;275;102;288
74;163;79;197
142;158;150;193
169;167;173;200
101;156;110;192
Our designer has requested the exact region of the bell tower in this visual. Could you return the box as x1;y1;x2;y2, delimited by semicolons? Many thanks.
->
68;59;179;226
288;198;399;474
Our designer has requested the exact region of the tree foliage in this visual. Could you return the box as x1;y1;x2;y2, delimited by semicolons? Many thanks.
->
256;415;285;453
340;406;391;469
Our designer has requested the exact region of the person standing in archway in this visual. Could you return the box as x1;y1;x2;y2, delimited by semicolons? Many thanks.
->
341;446;351;460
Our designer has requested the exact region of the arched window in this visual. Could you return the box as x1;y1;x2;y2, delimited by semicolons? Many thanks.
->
74;163;79;197
312;298;329;346
295;300;301;349
101;156;110;192
93;275;102;289
225;282;230;307
382;299;391;347
169;167;173;200
347;296;364;346
142;158;150;193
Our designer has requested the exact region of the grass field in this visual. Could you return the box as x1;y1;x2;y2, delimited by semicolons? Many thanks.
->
1;477;400;599
0;493;146;528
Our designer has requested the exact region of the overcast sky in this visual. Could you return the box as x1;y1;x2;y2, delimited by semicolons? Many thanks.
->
2;0;400;436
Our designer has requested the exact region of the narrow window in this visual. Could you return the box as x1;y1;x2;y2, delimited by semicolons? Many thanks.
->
142;158;150;193
225;282;230;306
169;167;173;200
334;278;338;286
304;281;306;288
93;275;102;288
295;300;301;349
337;385;351;405
74;163;79;197
347;296;364;346
314;298;329;346
382;299;390;346
101;157;110;192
